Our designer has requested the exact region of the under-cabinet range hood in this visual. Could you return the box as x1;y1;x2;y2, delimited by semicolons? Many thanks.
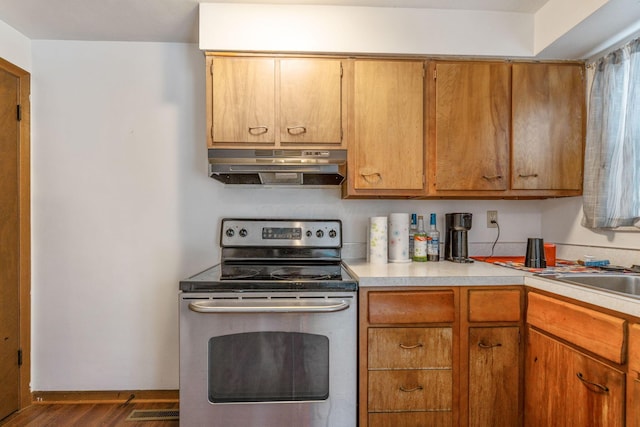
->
208;148;346;186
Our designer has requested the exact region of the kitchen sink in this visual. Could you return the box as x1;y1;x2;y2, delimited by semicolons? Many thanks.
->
549;274;640;298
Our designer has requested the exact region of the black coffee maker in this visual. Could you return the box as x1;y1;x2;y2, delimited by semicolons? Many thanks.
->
445;213;473;263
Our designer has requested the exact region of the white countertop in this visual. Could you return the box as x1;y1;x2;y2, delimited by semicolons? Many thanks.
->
346;259;524;286
345;259;640;318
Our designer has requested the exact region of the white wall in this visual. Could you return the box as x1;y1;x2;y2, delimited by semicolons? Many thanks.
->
0;19;31;71
199;3;533;57
30;39;545;390
542;197;640;266
533;0;608;54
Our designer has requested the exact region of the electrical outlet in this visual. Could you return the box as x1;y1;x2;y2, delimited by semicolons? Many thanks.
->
487;210;498;228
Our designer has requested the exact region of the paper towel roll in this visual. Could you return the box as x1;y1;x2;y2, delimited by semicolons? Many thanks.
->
368;216;388;264
388;213;411;263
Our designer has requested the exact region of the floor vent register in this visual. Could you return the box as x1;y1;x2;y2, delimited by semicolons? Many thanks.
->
126;409;179;421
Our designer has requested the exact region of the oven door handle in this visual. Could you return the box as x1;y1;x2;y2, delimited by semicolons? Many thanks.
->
188;298;351;314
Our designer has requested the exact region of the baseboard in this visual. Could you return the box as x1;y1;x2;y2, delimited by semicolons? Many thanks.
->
31;389;179;404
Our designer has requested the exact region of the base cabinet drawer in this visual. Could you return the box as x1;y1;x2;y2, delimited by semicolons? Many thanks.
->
369;327;452;369
369;411;453;427
368;370;452;411
527;292;626;363
368;290;455;324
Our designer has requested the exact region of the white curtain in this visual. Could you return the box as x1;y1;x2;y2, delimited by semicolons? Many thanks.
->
583;37;640;229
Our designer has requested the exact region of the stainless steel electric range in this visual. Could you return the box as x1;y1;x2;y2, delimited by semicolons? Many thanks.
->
179;219;358;427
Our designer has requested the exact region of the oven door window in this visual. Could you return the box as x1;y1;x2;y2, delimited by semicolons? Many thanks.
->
208;331;329;403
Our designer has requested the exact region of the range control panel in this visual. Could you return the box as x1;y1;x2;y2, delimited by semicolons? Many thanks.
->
220;219;342;248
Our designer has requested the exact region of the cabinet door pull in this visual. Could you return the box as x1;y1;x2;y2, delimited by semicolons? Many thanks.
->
286;126;307;135
399;343;423;349
360;172;382;184
399;385;424;393
248;126;269;135
576;372;610;393
482;175;503;180
478;341;502;349
518;173;539;178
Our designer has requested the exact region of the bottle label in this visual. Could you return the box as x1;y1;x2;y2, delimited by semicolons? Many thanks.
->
413;235;427;260
427;237;439;255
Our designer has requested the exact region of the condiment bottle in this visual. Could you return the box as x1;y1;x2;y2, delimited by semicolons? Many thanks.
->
413;215;427;262
408;213;417;257
427;213;440;262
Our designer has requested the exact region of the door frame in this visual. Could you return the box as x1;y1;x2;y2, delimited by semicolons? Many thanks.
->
0;57;31;409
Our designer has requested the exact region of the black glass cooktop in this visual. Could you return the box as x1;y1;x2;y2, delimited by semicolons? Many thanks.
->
179;262;358;292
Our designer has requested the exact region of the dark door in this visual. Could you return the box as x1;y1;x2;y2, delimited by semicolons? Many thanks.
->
0;66;21;421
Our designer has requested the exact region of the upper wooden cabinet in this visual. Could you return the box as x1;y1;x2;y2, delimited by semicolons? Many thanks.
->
206;54;345;148
431;61;511;193
344;59;426;197
204;53;585;198
427;60;585;198
512;63;585;191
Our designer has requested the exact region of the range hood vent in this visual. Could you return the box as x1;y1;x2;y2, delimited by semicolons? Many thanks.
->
208;149;346;186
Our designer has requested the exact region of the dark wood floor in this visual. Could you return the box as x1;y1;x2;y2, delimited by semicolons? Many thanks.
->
0;402;179;427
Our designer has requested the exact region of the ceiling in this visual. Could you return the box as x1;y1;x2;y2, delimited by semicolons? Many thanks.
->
0;0;550;43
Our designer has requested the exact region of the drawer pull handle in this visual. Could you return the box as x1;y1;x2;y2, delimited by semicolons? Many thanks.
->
399;385;423;393
286;126;307;135
482;175;503;180
478;341;502;349
576;372;609;393
518;173;539;178
248;126;269;135
399;343;423;349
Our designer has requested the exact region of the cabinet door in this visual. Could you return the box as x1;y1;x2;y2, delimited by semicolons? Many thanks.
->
629;378;640;427
512;63;584;190
468;327;520;427
351;60;424;191
209;57;275;144
628;324;640;427
525;328;624;427
434;62;510;191
280;59;342;144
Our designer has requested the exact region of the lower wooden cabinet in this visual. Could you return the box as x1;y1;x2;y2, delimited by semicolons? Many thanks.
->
360;286;523;427
629;378;640;427
360;286;639;426
462;288;523;427
628;324;640;426
468;327;520;427
525;327;625;427
369;412;452;427
524;291;630;427
360;289;456;426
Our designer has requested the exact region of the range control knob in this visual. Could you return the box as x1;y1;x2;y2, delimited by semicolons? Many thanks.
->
239;228;248;237
328;229;337;238
306;230;313;237
316;230;324;238
225;228;235;238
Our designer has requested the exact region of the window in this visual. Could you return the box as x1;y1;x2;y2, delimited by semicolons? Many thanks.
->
583;37;640;229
